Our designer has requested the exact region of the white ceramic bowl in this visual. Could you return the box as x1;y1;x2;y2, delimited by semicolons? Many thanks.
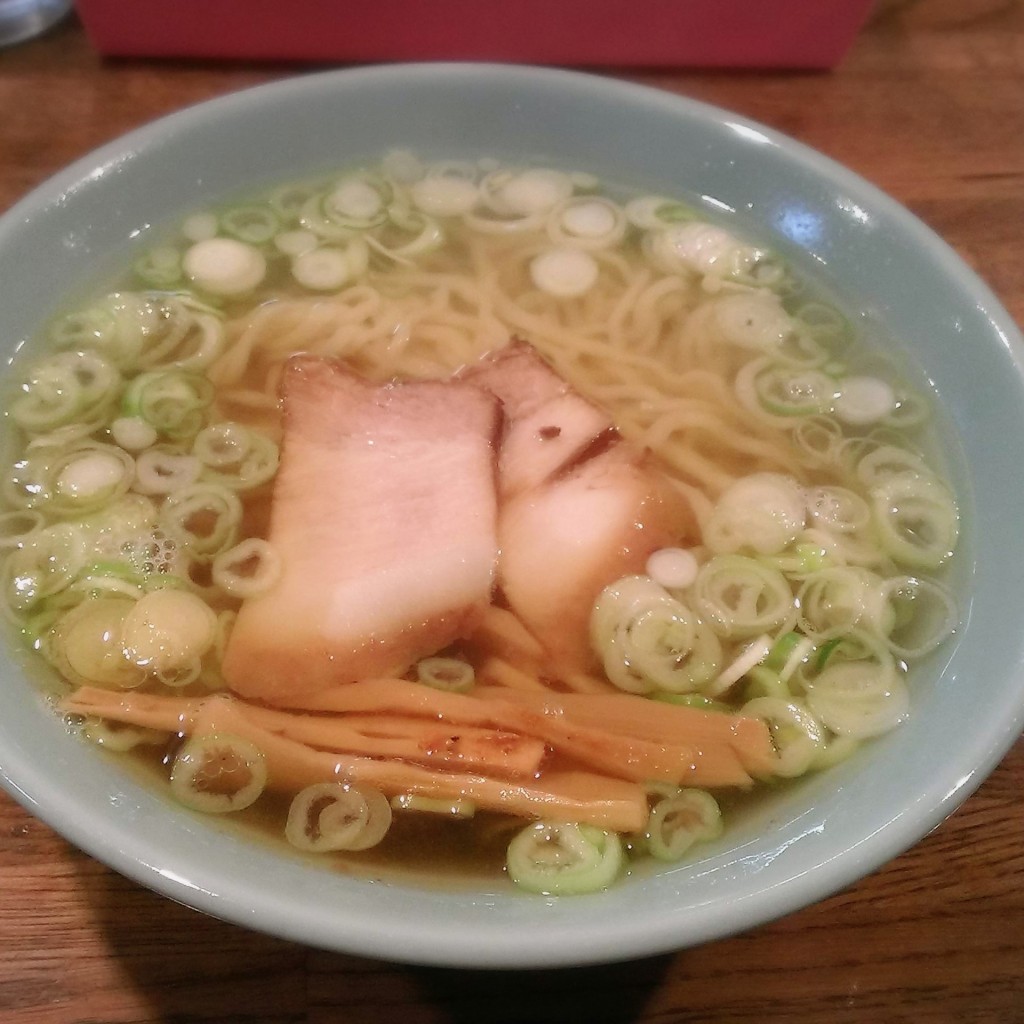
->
2;64;1024;969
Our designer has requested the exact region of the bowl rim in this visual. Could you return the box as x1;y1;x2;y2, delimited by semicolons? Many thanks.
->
2;61;1024;970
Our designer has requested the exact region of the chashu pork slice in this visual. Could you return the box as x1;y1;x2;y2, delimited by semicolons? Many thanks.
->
222;356;501;704
462;341;614;499
498;443;690;676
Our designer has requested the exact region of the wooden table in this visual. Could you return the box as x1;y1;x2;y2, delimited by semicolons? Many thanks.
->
2;3;1023;1020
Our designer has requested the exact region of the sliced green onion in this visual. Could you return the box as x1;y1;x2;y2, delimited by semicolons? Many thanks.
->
10;349;121;434
169;733;267;813
624;195;697;230
877;574;958;659
703;473;806;556
481;167;573;217
796;567;883;640
854;444;932;488
193;425;279;491
181;212;219;242
158;482;242;560
645;547;699;590
711;292;794;351
121;588;217;677
367;207;443;261
529;247;599;298
183;237;267;297
648;221;766;280
273;229;319;257
692;555;796;639
48;304;119;352
707;634;772;696
752;363;836;417
774;319;831;366
26;444;134;515
122;370;214;441
776;633;815;683
291;246;352;291
211;538;281;598
285;782;392;851
110;415;159;452
462;206;546;235
814;636;844;671
592;576;678;647
833;375;896;426
870;475;959;570
219;204;280;245
592;576;720;694
134;449;203;495
806;486;871;534
792;301;851;349
645;789;723;861
557;196;618;236
546;196;626;250
69;573;148;606
804;660;909;739
763;631;802;672
741;665;791;701
764;537;832;577
60;455;130;514
298;174;391;239
626;605;721;694
130;295;226;372
267;179;326;220
792;416;844;466
49;596;144;690
60;565;134;594
327;175;390;225
411;175;480;217
297;195;354;241
93;292;160;370
506;821;624;896
811;628;893;666
191;422;253;468
741;696;826;778
416;656;475;693
133;245;183;288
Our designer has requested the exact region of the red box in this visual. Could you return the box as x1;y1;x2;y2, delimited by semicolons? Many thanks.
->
74;0;874;69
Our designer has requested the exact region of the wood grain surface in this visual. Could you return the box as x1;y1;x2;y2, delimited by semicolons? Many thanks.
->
2;3;1024;1021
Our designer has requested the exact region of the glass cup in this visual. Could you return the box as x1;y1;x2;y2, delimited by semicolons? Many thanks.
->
0;0;72;47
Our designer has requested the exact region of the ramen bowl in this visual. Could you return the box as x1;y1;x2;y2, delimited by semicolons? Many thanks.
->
1;64;1023;969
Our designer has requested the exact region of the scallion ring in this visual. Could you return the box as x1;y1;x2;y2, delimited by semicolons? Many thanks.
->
506;821;624;896
285;782;392;852
169;733;267;813
645;789;723;861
